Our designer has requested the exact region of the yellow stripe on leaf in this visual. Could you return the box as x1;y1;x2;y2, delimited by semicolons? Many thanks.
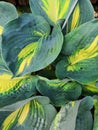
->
41;0;71;23
0;26;3;35
67;36;98;71
58;0;70;19
18;102;30;125
17;42;37;74
2;103;30;130
0;73;29;93
2;109;20;130
41;0;59;23
71;4;80;31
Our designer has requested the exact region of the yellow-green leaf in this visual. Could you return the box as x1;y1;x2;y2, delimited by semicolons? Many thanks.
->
2;14;63;76
30;0;75;24
67;36;98;72
0;73;38;107
56;19;98;84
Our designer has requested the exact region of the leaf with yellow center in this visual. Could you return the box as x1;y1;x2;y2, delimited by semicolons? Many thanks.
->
67;36;98;71
0;73;31;94
1;97;57;130
30;0;73;24
17;42;37;75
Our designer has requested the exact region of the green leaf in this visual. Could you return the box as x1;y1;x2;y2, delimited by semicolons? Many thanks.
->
1;96;57;130
29;0;75;25
2;13;63;76
93;96;98;130
37;77;82;106
0;1;18;27
56;19;98;84
0;73;38;107
65;0;94;32
50;96;93;130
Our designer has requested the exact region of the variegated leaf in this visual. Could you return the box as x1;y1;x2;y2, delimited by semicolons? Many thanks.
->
56;19;98;84
82;82;98;96
50;96;93;130
37;77;82;106
65;0;94;32
29;0;75;25
2;14;63;76
0;73;38;107
1;96;57;130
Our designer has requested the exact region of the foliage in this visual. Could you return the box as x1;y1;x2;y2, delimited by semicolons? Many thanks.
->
0;0;98;130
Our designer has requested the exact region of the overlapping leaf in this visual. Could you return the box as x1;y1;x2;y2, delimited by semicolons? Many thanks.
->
0;2;18;74
50;96;93;130
0;36;10;74
66;0;94;32
1;96;57;130
37;77;82;106
2;13;63;76
0;73;38;107
29;0;75;25
56;19;98;84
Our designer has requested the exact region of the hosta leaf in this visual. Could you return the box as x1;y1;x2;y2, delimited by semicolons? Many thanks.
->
0;73;38;107
37;77;82;106
75;96;93;130
66;0;94;32
82;82;98;96
0;96;41;126
29;0;75;25
0;1;18;27
50;96;93;130
56;19;98;84
0;1;18;74
2;13;63;76
0;111;11;128
93;96;98;130
1;96;57;130
0;28;11;74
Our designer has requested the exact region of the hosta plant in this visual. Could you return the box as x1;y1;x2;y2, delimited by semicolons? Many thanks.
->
0;0;98;130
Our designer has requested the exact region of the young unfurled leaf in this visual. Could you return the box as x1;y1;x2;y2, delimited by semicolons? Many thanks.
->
37;77;82;106
29;0;75;25
0;73;38;107
2;14;63;76
1;96;57;130
50;96;93;130
56;19;98;84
